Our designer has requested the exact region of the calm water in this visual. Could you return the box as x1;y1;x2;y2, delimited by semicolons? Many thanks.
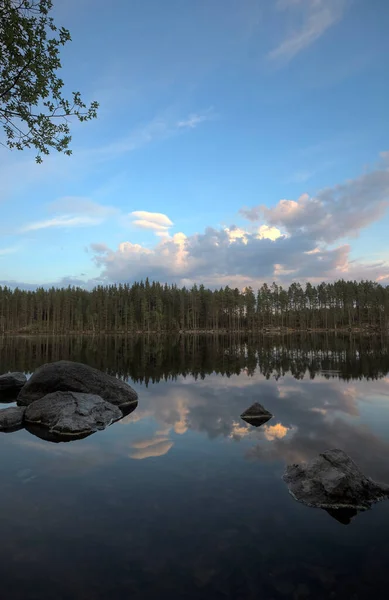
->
1;334;389;599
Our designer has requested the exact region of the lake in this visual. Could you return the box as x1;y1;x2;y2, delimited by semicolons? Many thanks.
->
1;334;389;599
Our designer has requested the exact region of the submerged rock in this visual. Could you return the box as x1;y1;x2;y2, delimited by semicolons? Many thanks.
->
24;391;123;440
0;406;25;431
0;372;27;395
241;402;273;426
17;360;138;410
283;449;389;514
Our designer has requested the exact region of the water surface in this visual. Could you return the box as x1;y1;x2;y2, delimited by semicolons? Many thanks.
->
1;335;389;599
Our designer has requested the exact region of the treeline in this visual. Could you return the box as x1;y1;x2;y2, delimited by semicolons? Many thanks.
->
0;334;388;383
0;279;388;333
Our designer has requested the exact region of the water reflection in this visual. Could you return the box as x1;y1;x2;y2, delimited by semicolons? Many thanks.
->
1;333;389;383
0;335;389;597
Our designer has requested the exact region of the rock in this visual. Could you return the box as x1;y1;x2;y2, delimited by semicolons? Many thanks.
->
241;402;273;426
24;391;123;441
283;449;389;513
0;406;26;431
0;372;27;394
17;360;138;410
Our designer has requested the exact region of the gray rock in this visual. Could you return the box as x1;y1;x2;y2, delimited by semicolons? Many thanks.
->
0;372;27;392
24;391;123;440
17;360;138;410
0;406;26;431
241;402;273;426
283;448;389;512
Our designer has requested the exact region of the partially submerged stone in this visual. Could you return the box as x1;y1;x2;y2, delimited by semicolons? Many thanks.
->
0;406;26;432
24;391;123;441
241;402;273;426
283;449;389;514
0;372;27;396
18;360;138;410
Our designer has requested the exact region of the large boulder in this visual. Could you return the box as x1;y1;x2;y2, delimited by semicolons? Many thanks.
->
24;391;123;440
241;402;273;426
0;406;25;431
17;360;138;410
283;449;389;512
0;372;27;394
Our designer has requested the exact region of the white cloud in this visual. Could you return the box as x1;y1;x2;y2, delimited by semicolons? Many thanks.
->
269;0;348;64
257;225;282;241
131;211;173;227
131;220;170;231
129;211;174;233
88;152;389;288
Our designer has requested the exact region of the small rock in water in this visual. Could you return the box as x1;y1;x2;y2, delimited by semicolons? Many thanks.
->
24;390;123;441
240;402;273;426
283;448;389;519
0;406;26;431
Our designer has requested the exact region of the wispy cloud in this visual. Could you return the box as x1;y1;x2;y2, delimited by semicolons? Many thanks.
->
177;113;211;129
269;0;348;64
19;197;118;233
96;109;214;160
20;216;103;232
0;246;18;256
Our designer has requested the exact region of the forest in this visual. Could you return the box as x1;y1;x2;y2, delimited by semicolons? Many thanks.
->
0;278;388;334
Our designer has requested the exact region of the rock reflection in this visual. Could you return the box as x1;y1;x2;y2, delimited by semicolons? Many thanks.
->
324;507;359;525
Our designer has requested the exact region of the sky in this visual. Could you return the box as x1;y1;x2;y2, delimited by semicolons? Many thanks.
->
1;0;389;291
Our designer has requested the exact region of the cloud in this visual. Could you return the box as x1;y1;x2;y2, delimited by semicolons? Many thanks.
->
129;211;174;233
95;110;213;160
90;221;362;288
89;243;110;254
257;225;283;241
177;113;211;129
20;215;102;232
263;422;292;441
240;152;389;244
0;246;18;256
129;437;174;460
48;197;117;219
0;275;97;291
131;211;173;228
9;150;389;290
269;0;348;64
20;197;118;233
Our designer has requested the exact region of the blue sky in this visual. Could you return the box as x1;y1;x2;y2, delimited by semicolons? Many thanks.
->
1;0;389;289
